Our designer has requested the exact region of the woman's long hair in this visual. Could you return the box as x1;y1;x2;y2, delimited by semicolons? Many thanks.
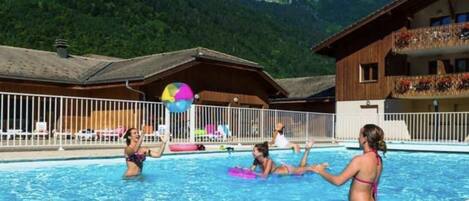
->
123;128;137;146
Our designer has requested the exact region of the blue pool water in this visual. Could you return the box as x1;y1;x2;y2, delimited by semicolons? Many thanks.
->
0;148;468;201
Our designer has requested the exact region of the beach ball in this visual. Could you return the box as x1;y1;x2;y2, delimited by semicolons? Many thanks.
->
161;82;194;113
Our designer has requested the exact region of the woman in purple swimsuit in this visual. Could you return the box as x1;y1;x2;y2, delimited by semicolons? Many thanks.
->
312;124;386;201
123;128;168;178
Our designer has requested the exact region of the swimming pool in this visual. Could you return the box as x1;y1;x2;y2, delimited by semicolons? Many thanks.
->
0;148;468;201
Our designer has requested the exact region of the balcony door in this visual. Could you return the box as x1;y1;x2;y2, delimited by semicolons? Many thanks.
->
428;60;452;75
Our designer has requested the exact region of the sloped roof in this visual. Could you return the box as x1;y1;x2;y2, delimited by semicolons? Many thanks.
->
86;47;260;84
275;75;335;99
312;0;435;56
0;45;109;84
0;45;261;85
82;54;123;61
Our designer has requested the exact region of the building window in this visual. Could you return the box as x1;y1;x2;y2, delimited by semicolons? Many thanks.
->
430;16;451;26
456;13;469;23
455;58;469;72
360;63;378;82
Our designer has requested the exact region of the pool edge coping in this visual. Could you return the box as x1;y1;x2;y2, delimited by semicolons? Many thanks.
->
0;145;344;163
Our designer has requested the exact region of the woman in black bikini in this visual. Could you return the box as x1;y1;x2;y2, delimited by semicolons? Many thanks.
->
123;128;168;178
312;124;386;201
250;140;328;178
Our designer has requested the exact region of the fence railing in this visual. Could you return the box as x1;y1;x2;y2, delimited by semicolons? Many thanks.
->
0;92;334;148
392;73;469;99
1;91;468;148
336;112;469;143
392;22;469;54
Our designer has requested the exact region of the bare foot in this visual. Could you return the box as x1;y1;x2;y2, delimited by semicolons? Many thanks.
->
305;139;315;149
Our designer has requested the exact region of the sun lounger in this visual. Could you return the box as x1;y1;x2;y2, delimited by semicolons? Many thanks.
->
98;129;120;141
76;129;97;140
32;122;49;139
1;129;23;140
53;129;73;140
217;124;232;141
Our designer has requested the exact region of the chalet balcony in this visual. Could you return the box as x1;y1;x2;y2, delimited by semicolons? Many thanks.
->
392;72;469;99
392;22;469;56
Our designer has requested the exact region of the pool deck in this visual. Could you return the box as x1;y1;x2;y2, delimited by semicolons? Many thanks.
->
0;143;342;163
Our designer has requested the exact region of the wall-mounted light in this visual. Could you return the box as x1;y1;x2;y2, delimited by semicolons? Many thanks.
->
366;100;371;106
233;97;239;103
194;94;200;100
433;99;439;107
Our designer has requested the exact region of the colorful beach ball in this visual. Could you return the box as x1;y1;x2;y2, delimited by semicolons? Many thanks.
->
161;82;194;113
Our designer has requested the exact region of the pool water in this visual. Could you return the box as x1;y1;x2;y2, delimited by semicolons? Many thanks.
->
0;148;468;201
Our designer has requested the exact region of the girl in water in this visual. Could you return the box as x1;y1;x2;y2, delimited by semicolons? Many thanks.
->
311;124;386;201
251;140;328;177
123;128;168;178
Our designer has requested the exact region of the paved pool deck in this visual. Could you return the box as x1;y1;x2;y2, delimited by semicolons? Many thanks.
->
0;143;342;163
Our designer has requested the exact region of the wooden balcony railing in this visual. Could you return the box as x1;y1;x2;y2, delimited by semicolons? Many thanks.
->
392;22;469;54
392;73;469;99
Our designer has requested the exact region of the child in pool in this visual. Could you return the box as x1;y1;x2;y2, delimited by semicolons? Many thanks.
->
250;140;328;178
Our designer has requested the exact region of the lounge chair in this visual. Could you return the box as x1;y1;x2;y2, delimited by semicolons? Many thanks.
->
53;129;73;140
141;125;156;141
217;124;232;141
76;129;97;140
1;129;23;140
154;125;172;141
16;130;32;140
32;122;49;139
194;129;207;141
98;129;120;141
115;126;126;138
205;124;222;141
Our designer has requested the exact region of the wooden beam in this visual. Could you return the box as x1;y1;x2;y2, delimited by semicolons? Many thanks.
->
448;0;455;20
70;81;144;90
197;90;268;107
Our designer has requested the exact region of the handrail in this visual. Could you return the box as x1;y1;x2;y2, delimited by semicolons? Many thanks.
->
393;22;469;53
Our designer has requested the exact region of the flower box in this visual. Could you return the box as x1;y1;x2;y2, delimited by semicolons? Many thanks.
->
396;79;412;94
415;78;432;91
436;76;453;91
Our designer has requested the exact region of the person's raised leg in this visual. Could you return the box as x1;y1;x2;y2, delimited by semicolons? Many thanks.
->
299;140;314;167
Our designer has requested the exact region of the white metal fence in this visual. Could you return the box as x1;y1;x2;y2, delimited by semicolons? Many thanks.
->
1;91;468;149
336;112;469;143
0;92;334;148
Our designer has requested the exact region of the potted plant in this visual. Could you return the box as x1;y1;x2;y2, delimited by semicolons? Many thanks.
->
458;73;469;90
396;79;412;94
415;77;432;91
435;76;453;91
459;23;469;40
395;32;412;48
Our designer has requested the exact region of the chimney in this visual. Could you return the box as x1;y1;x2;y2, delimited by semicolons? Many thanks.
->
54;39;69;58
